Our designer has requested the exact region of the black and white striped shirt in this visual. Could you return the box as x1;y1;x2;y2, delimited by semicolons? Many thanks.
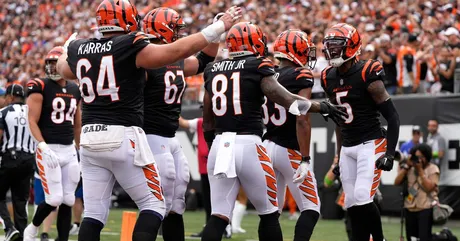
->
0;103;35;154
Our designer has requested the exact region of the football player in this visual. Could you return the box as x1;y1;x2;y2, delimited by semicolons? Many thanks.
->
141;7;221;241
24;46;82;241
55;1;242;240
262;30;320;241
321;23;400;241
201;22;346;241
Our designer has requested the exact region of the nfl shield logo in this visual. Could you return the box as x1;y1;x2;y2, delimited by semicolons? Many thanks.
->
340;79;344;85
224;142;230;147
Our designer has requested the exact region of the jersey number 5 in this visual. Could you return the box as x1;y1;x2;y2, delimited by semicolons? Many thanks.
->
211;72;242;116
51;98;77;125
76;56;119;103
164;70;186;104
336;91;353;124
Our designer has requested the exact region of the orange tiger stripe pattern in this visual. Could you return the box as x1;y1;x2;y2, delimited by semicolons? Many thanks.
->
256;144;278;207
295;68;314;80
36;149;50;194
273;30;316;68
361;60;373;82
143;164;164;201
370;138;386;197
142;7;185;43
226;22;267;57
96;0;139;33
288;149;318;205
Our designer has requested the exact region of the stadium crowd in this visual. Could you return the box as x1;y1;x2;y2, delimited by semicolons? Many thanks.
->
1;0;460;101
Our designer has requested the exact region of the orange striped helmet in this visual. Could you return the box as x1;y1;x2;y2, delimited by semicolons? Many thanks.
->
45;46;64;81
96;0;140;33
322;23;361;67
142;7;186;43
226;22;267;57
273;30;317;69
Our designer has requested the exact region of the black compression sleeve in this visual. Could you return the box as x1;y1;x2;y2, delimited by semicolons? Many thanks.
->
196;52;216;74
377;98;400;156
204;130;215;150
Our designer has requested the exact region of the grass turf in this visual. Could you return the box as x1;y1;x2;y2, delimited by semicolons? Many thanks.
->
2;207;460;241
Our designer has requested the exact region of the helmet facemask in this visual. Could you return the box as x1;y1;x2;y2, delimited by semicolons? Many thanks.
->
306;46;317;70
323;37;357;67
45;60;61;81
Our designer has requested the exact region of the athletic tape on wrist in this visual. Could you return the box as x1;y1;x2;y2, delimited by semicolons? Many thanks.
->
201;21;226;43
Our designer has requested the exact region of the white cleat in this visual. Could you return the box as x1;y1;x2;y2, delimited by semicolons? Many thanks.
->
232;226;246;234
23;224;39;241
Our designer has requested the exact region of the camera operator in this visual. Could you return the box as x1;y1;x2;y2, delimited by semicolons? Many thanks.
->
394;144;440;241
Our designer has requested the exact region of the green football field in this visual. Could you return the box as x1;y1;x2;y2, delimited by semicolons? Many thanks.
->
2;208;460;241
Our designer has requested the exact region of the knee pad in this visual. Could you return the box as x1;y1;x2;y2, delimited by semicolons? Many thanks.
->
63;193;76;206
354;187;371;205
68;161;81;184
45;194;63;207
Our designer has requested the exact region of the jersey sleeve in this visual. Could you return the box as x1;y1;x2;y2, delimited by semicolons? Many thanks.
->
363;59;385;87
67;39;82;76
293;67;314;90
256;57;276;77
114;32;150;59
320;66;332;90
26;78;45;97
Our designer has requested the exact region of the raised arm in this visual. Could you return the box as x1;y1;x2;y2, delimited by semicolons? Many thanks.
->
137;7;241;70
183;43;219;77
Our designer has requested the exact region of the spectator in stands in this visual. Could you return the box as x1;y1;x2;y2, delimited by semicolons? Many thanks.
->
394;144;439;241
400;125;422;156
377;34;398;95
434;45;457;93
397;34;419;94
426;120;447;168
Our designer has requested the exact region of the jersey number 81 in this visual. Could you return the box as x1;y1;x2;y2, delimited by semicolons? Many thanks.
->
211;72;242;116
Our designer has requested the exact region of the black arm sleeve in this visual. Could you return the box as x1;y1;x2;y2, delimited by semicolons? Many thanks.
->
377;98;400;156
196;51;216;75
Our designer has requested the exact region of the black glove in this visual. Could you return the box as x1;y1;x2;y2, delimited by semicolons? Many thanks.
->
319;101;347;124
332;164;340;177
376;154;394;171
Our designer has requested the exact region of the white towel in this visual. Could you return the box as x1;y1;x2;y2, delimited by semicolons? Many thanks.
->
213;132;237;179
80;124;124;152
131;127;156;166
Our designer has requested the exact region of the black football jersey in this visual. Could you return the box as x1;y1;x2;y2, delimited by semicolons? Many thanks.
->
263;66;314;150
67;32;150;127
321;59;386;147
144;60;185;137
27;78;81;145
204;55;276;137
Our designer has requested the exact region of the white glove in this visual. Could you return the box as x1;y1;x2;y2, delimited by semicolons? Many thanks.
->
37;142;59;169
293;161;309;183
63;32;78;52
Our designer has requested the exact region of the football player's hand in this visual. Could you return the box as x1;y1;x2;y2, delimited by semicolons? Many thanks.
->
375;154;394;171
63;32;78;52
38;142;59;169
293;161;309;183
211;13;226;43
319;101;347;123
220;6;243;31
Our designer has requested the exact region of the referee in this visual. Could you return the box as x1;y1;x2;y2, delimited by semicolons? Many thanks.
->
0;84;35;241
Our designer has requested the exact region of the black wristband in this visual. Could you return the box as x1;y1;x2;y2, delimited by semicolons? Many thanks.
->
196;51;216;74
301;156;311;164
